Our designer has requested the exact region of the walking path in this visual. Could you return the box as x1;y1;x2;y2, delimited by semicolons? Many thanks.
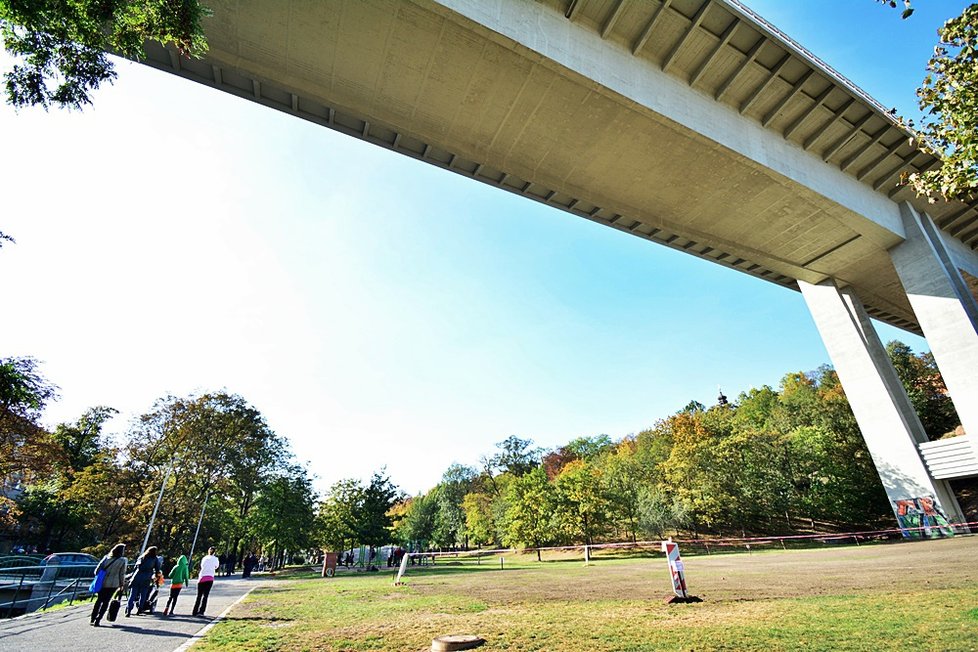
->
0;576;261;652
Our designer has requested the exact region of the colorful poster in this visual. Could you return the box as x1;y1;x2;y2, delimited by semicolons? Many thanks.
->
894;496;954;538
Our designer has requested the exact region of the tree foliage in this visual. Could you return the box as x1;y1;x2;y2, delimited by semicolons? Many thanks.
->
488;435;541;477
384;342;951;554
5;340;959;560
878;1;978;201
503;467;556;561
2;384;320;567
905;5;978;201
354;470;400;552
0;0;209;109
885;340;960;439
250;466;317;566
316;478;363;553
0;357;59;495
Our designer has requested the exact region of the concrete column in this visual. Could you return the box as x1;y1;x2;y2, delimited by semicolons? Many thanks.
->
798;279;963;526
890;202;978;451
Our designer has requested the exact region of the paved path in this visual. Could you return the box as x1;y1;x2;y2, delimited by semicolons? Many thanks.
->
0;577;261;652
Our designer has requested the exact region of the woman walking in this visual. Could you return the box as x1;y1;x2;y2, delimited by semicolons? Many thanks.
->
162;555;189;615
126;546;162;617
90;543;128;627
192;546;221;617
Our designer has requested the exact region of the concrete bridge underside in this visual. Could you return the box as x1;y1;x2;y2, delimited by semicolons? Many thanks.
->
139;0;978;524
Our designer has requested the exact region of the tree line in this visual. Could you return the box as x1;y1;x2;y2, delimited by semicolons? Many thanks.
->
1;340;959;565
381;342;960;555
0;360;317;568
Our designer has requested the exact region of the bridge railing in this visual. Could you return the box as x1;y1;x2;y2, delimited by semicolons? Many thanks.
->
0;562;100;618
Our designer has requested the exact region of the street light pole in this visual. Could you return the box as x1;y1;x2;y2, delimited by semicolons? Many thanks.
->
188;490;210;563
141;458;176;555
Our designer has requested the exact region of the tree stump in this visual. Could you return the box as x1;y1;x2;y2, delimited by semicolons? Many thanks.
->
431;634;486;651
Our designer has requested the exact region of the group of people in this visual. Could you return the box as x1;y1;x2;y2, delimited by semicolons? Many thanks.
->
386;547;406;567
88;545;225;627
216;551;266;576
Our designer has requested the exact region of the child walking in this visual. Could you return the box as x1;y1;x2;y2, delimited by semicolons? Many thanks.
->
162;555;190;616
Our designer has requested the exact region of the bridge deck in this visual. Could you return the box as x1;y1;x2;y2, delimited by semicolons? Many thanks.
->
138;0;978;332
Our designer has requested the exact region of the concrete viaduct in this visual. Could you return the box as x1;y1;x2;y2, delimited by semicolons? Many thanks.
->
141;0;978;526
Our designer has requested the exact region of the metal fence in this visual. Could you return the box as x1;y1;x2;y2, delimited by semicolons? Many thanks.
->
0;560;102;618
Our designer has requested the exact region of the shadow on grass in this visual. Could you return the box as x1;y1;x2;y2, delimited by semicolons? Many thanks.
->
221;615;293;623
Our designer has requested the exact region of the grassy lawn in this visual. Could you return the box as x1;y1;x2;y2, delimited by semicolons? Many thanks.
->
196;537;978;651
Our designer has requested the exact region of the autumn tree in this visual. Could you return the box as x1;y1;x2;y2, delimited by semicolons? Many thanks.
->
123;392;286;559
461;491;498;547
553;459;611;545
0;357;58;483
543;435;614;480
0;357;60;535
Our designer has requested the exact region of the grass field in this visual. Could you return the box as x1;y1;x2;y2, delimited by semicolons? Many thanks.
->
196;536;978;651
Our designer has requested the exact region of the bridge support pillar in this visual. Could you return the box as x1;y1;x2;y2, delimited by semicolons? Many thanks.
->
798;278;964;527
889;203;978;454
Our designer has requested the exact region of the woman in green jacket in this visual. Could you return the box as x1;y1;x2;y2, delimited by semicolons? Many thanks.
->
162;555;190;616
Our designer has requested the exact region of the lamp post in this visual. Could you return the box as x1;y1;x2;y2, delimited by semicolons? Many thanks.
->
141;457;176;555
188;490;210;563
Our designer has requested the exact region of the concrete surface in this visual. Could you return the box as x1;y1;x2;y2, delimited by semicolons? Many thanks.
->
0;577;260;652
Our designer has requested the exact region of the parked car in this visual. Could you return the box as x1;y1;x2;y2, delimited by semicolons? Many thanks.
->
40;552;98;579
41;552;98;566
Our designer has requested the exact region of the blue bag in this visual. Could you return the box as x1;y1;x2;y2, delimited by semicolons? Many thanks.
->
89;568;106;593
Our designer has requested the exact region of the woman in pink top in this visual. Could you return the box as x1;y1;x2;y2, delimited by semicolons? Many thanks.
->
192;546;220;617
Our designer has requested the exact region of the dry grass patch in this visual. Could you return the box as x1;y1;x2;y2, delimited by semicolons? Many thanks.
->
195;537;978;651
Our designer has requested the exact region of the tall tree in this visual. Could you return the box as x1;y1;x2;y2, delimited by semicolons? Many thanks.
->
461;491;497;548
124;392;286;558
316;478;363;553
396;492;438;550
0;357;59;494
553;459;611;546
503;467;556;561
432;464;476;548
490;436;542;477
636;487;688;539
354;470;399;564
51;406;118;472
249;466;317;568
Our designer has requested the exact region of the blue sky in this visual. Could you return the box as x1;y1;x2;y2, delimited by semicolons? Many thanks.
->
0;1;967;495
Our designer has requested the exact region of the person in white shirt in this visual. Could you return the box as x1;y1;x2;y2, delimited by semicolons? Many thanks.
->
192;547;221;617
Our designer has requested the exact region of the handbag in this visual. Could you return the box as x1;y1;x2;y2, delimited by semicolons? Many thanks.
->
88;568;106;593
107;597;121;622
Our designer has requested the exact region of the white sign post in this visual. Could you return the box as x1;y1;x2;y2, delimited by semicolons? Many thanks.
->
661;540;701;603
394;551;410;585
